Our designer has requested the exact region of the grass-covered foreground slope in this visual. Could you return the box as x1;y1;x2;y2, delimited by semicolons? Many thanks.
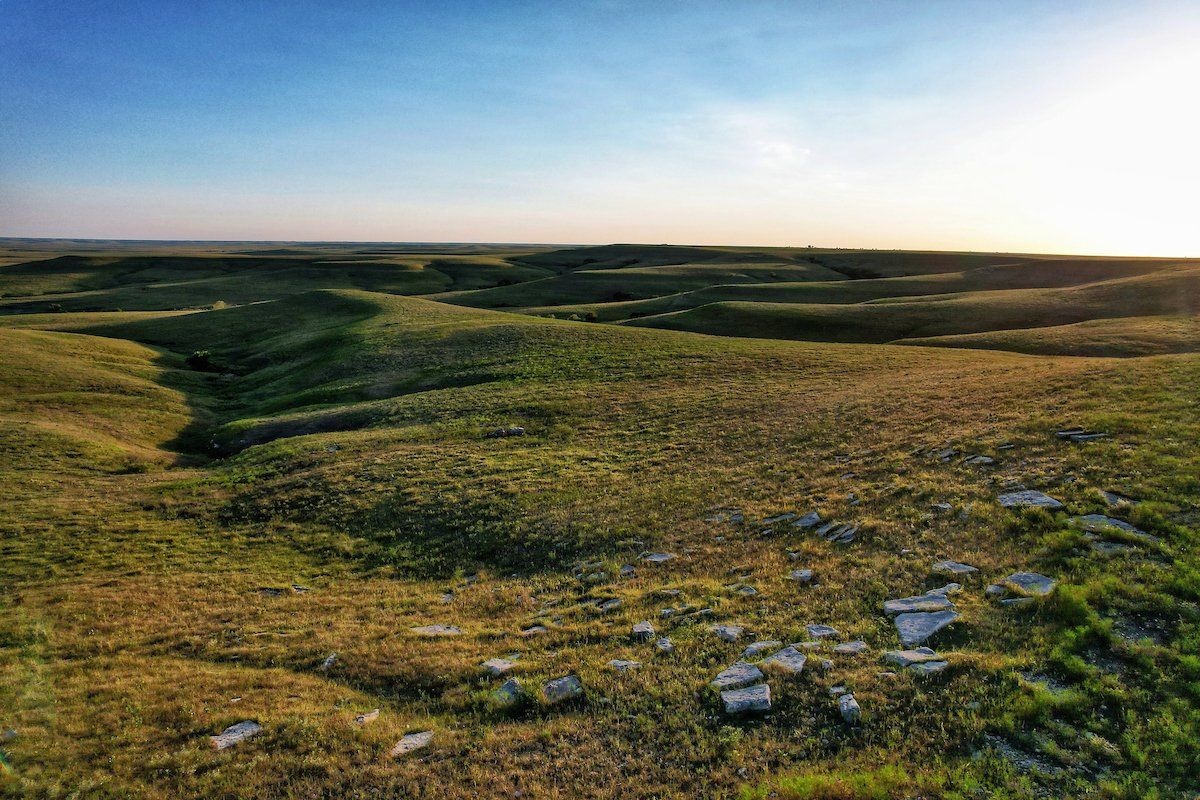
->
2;275;1199;799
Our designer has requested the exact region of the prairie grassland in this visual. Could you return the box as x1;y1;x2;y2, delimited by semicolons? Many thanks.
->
1;244;1199;799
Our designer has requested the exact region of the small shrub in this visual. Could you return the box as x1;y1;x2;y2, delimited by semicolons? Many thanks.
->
185;350;214;371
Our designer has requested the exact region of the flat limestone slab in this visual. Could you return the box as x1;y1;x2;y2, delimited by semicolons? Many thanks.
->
712;624;745;642
883;647;943;668
721;683;771;714
741;640;783;659
411;625;462;637
210;720;262;750
543;675;583;704
932;560;978;576
806;624;839;639
883;594;956;616
998;490;1063;509
711;661;764;690
482;658;517;677
353;709;380;726
894;610;959;647
1003;571;1057;596
761;645;807;675
390;730;433;757
792;511;821;529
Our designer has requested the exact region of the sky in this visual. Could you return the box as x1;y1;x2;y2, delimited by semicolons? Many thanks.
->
1;0;1198;254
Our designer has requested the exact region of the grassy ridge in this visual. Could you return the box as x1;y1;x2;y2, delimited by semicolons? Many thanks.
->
519;258;1184;322
622;267;1200;345
899;315;1200;357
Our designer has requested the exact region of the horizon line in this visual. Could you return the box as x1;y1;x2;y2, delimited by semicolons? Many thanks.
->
0;236;1195;261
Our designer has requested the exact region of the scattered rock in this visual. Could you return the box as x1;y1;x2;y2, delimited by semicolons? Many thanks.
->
711;662;765;690
838;693;861;723
762;646;808;674
390;730;434;757
411;625;462;637
608;659;642;672
806;624;839;639
883;647;944;668
353;709;380;725
210;721;262;750
712;624;745;642
819;658;833;672
520;625;549;637
706;508;744;524
619;564;636;577
1003;572;1057;596
963;455;995;466
998;490;1063;509
792;511;822;529
655;637;675;654
932;560;978;577
596;598;622;612
542;675;583;704
1071;514;1157;543
641;552;675;564
762;512;798;525
319;652;338;672
884;593;956;616
484;426;525;439
492;678;523;707
985;584;1008;599
894;610;959;647
817;523;858;543
742;640;783;659
721;684;771;714
632;621;656;641
834;640;868;655
787;568;814;585
928;583;962;596
482;658;517;677
910;660;950;675
1056;428;1107;443
1101;490;1137;508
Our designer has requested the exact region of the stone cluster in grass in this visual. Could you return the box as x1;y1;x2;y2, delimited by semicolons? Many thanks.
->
213;428;1170;779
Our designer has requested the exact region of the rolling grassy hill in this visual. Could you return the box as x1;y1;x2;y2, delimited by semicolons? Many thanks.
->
622;267;1200;345
2;240;1199;799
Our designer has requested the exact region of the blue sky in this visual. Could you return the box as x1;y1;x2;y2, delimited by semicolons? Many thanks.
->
2;0;1198;253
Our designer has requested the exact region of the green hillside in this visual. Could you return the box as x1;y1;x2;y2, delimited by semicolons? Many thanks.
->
2;241;1200;799
622;267;1200;347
